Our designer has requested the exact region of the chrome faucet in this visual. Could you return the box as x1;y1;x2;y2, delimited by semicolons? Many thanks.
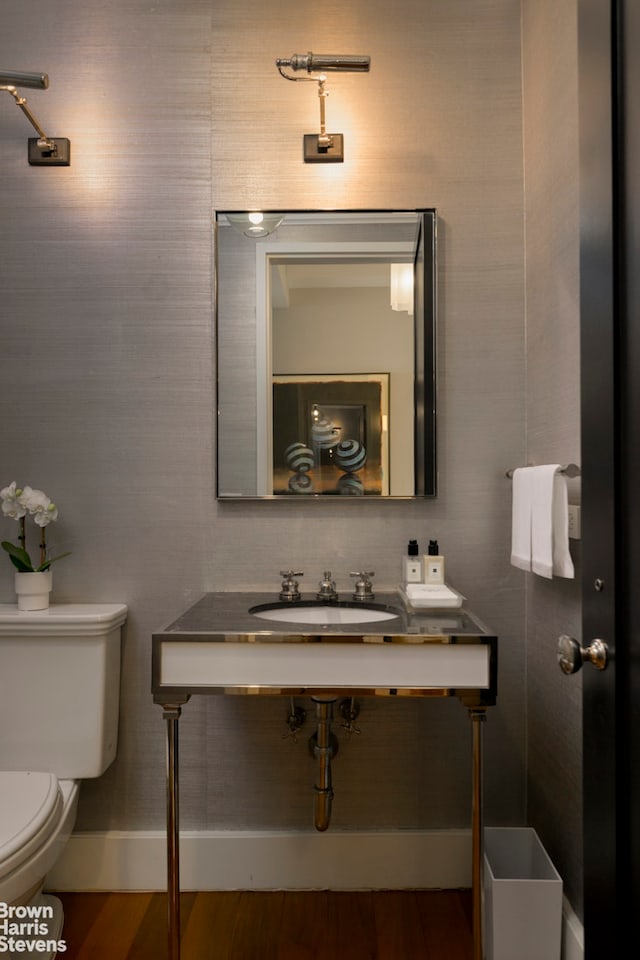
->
350;570;375;601
316;571;338;601
279;570;303;601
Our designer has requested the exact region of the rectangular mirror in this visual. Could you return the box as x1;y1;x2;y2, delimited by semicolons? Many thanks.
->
215;209;437;499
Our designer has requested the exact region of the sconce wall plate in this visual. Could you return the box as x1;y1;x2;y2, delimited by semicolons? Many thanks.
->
303;133;344;163
28;137;71;166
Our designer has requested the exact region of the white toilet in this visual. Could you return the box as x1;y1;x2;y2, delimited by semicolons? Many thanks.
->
0;602;127;954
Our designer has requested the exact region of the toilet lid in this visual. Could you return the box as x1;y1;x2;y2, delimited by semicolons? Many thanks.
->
0;772;62;868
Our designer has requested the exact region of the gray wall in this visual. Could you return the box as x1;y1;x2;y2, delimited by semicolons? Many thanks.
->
0;0;580;914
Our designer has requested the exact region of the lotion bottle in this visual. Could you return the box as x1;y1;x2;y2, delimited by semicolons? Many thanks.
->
403;539;423;584
424;539;445;585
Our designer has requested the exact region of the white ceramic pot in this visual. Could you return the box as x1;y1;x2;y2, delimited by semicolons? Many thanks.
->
14;570;52;611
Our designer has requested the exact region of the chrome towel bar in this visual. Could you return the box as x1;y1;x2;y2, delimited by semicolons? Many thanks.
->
505;463;581;479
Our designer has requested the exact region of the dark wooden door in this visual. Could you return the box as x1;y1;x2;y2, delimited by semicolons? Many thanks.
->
578;0;639;952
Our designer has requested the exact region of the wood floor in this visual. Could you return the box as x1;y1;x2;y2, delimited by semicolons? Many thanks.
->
56;889;473;959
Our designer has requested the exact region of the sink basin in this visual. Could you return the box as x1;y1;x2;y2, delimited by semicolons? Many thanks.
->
249;601;401;625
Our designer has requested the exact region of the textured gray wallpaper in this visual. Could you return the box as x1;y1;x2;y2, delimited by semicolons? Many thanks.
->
0;0;529;849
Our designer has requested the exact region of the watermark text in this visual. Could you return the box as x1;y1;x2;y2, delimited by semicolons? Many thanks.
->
0;901;66;953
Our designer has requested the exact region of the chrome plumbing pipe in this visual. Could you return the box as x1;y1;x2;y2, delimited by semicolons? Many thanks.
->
311;697;337;831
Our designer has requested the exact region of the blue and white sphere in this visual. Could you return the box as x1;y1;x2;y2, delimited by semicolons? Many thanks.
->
334;439;367;472
288;472;313;494
284;442;314;473
311;415;339;449
337;472;364;496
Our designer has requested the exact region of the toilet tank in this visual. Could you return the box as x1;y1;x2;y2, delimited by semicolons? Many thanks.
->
0;603;127;778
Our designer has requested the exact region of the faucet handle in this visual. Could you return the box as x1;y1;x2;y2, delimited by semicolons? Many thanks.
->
282;700;307;742
339;697;362;736
350;570;375;601
279;570;303;601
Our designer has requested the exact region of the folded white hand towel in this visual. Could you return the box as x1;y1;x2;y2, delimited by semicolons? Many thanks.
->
551;472;575;578
510;467;534;571
530;465;558;577
531;465;575;579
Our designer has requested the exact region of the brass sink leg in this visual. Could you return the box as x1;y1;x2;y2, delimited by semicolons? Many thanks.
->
164;704;182;960
469;707;486;960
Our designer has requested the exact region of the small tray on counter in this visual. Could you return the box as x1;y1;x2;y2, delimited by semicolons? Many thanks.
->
399;583;465;611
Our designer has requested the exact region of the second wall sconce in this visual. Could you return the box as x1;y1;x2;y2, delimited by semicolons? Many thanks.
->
390;263;414;315
275;52;370;163
0;69;70;166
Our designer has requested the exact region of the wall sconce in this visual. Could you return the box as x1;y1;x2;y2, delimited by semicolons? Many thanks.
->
0;69;70;165
275;52;371;163
390;263;414;314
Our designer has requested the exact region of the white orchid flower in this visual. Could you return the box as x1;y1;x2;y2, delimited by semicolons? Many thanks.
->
2;482;69;573
19;487;57;525
33;503;58;527
18;486;46;512
0;481;27;520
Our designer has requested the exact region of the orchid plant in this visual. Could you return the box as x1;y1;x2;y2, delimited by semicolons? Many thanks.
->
1;482;70;573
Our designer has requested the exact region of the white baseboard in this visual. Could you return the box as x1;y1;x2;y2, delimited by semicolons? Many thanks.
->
46;829;583;957
46;829;472;891
562;895;584;960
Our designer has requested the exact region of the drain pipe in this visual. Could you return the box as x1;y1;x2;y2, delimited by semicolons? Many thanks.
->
309;696;338;831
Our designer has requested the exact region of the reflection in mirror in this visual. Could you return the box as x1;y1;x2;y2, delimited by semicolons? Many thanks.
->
215;210;436;499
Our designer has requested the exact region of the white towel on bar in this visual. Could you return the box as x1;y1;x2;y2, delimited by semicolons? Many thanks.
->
510;466;534;571
511;465;575;579
532;466;575;579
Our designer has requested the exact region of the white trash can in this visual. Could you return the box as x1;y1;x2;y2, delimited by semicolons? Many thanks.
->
484;827;563;960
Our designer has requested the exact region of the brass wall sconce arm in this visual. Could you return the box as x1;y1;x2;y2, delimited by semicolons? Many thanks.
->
275;52;370;163
0;69;70;165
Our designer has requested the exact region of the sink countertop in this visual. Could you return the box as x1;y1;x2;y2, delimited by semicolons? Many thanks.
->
152;592;498;706
154;591;495;641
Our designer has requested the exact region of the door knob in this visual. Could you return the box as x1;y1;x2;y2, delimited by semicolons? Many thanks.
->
557;634;609;674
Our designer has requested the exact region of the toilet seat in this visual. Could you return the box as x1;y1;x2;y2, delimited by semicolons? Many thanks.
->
0;772;63;881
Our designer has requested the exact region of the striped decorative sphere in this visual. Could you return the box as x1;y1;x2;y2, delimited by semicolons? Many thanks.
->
284;442;314;473
334;439;367;472
337;472;364;496
310;416;339;449
288;472;313;494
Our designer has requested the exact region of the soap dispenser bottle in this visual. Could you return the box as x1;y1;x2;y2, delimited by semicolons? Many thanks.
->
424;539;445;585
403;540;423;584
